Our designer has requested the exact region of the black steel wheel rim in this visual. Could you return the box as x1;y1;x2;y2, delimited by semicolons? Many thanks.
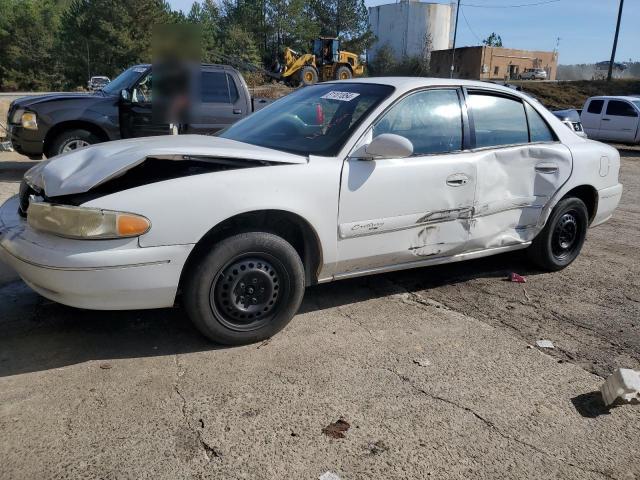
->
551;210;580;260
210;253;285;332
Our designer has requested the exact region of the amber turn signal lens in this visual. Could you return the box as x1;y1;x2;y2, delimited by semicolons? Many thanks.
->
117;214;151;236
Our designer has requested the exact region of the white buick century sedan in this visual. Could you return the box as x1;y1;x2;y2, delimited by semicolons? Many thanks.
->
0;78;623;344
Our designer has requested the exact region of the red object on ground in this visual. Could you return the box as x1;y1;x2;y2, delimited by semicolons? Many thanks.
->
509;272;527;283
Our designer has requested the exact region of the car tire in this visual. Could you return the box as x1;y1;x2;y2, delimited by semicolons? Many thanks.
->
527;197;588;271
46;129;101;158
299;65;318;86
335;66;353;81
183;232;305;345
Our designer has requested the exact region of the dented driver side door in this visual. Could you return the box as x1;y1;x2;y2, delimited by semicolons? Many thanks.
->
336;88;477;275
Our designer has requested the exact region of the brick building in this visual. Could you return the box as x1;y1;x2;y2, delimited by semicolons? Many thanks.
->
430;46;558;80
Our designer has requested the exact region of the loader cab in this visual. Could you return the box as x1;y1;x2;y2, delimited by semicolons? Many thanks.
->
313;38;340;65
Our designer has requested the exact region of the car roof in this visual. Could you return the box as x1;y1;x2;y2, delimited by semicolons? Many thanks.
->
325;76;528;96
587;95;640;101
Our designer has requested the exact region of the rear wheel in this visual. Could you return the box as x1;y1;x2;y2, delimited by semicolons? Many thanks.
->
527;197;588;271
335;65;352;81
183;232;305;345
299;66;318;86
46;129;101;158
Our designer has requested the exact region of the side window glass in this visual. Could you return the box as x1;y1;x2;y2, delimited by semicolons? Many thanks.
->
587;99;604;114
227;75;239;103
373;89;463;155
525;102;555;142
202;71;230;103
133;73;152;103
469;93;528;148
606;100;638;117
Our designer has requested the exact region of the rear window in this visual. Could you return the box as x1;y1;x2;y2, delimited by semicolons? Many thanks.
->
469;93;529;148
202;72;238;103
606;100;638;117
587;99;604;114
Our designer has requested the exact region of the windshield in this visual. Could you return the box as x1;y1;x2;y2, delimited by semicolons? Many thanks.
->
102;66;147;95
219;83;394;156
632;100;640;110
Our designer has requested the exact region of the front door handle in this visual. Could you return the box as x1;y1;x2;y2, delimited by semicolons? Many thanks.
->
535;163;559;174
233;109;242;114
446;173;469;187
601;118;611;121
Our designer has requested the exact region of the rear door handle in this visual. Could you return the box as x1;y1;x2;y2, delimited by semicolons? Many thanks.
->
601;118;611;121
535;163;559;174
446;173;469;187
233;109;242;114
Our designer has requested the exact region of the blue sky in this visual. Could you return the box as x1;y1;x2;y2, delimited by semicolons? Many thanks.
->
167;0;638;65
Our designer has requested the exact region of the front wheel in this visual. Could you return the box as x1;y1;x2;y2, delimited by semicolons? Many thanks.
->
46;129;101;158
183;232;305;345
299;65;318;86
527;197;588;271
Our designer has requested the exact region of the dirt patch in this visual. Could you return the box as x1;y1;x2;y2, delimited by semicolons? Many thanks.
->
518;79;640;110
321;417;351;439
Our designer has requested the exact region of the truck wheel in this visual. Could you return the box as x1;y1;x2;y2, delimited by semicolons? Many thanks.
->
299;66;318;86
46;129;101;158
335;66;353;81
183;232;305;345
527;197;588;271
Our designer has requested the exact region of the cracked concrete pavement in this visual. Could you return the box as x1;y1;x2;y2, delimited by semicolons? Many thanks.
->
1;151;639;479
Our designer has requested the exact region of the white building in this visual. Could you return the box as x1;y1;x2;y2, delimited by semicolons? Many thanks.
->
368;0;454;62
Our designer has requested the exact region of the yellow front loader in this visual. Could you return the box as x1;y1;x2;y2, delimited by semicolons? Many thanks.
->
277;38;365;86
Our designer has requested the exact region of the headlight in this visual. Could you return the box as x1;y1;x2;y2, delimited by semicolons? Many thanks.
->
27;202;151;239
21;112;38;130
10;108;24;124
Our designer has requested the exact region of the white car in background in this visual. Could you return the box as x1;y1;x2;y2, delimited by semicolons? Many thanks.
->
581;96;640;144
0;78;623;345
519;68;548;80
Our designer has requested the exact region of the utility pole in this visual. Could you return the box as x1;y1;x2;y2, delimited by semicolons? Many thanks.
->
607;0;624;81
450;0;461;79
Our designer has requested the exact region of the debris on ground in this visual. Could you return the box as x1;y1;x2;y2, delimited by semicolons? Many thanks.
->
322;417;350;439
509;272;527;283
0;141;13;152
601;368;640;407
367;440;388;455
99;363;113;369
319;472;341;480
536;340;555;349
413;358;432;367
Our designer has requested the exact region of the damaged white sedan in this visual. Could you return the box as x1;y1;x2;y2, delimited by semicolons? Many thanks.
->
0;78;623;344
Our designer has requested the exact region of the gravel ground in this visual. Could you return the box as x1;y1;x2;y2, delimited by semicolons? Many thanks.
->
0;149;638;479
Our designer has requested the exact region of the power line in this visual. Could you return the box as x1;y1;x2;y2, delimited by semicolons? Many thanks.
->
461;0;561;8
460;6;483;44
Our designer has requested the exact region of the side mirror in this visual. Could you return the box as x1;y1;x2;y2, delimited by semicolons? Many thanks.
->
120;89;131;102
352;133;413;160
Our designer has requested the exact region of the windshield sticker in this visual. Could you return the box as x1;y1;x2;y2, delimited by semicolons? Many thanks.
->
321;91;360;102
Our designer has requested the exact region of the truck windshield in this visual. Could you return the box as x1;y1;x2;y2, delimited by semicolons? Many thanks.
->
102;66;147;95
219;83;394;156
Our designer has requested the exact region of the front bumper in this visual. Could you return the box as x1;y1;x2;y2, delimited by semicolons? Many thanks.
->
7;124;44;159
0;196;194;310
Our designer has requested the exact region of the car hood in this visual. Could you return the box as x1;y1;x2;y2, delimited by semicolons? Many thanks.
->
24;135;307;197
13;92;105;108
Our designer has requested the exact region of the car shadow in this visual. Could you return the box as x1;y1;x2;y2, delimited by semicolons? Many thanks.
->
0;160;36;183
0;250;542;378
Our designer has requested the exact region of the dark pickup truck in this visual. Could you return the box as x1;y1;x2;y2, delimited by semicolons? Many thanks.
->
7;63;271;159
